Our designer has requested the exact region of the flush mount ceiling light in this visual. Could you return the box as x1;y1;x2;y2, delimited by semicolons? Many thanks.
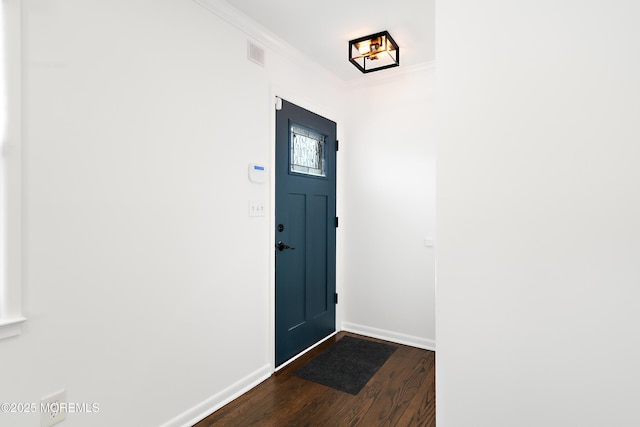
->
349;30;399;74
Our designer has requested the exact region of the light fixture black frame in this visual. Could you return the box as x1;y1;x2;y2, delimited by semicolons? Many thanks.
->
348;30;400;74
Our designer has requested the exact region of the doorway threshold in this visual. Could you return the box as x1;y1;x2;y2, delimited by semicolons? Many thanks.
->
274;331;338;372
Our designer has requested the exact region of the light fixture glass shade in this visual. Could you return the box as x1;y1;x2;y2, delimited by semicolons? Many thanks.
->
349;31;399;73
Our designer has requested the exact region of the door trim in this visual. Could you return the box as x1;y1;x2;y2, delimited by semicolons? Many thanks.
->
268;86;341;372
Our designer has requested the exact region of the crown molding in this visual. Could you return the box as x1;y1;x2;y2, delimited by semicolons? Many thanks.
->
191;0;345;87
346;60;436;88
191;0;432;88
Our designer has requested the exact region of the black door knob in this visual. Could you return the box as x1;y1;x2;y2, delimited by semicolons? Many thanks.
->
276;241;295;251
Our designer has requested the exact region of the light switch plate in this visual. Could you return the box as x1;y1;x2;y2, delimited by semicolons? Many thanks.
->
249;200;265;217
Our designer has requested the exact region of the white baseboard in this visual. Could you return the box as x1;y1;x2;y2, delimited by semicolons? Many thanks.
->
160;364;272;427
342;322;436;351
160;325;433;426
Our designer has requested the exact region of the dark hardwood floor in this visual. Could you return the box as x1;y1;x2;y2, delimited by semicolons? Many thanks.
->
194;332;435;426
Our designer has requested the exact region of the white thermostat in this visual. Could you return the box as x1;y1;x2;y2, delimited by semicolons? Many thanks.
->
248;163;266;183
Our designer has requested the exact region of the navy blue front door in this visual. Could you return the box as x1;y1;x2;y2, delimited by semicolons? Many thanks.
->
275;99;337;366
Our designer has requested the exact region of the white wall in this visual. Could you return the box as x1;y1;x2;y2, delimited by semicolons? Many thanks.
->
342;66;436;349
437;1;640;426
0;0;344;426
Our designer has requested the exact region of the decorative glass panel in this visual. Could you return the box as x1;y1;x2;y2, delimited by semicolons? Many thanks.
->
290;124;326;177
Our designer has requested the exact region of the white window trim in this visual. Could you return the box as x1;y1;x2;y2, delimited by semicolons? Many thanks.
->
0;0;24;340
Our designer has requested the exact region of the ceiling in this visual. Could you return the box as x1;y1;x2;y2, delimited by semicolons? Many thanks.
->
222;0;435;81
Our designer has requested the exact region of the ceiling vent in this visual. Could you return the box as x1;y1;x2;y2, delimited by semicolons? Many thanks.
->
247;41;265;67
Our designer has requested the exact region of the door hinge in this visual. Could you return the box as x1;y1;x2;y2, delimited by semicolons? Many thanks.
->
334;293;339;304
336;140;339;151
275;96;282;110
335;217;339;228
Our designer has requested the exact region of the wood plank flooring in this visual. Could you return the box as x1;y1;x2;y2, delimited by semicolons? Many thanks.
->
194;332;435;426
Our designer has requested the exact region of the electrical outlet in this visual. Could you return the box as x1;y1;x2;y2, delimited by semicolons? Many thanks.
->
40;390;67;427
